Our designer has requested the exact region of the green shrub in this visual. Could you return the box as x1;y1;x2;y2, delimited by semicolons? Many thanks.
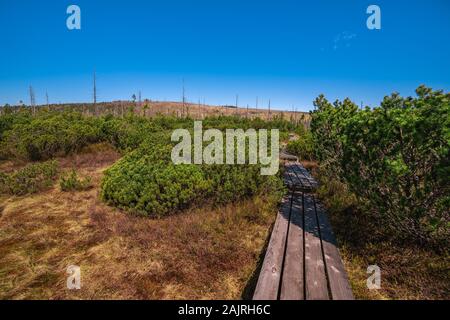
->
0;110;299;160
60;170;93;192
100;115;164;153
311;86;449;248
0;111;31;140
286;132;314;161
0;112;104;161
0;160;58;196
101;139;283;217
0;171;8;193
0;111;289;216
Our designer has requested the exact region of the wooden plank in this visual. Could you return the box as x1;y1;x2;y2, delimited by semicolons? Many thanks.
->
292;166;312;189
283;167;294;189
253;194;292;300
255;163;351;301
280;152;298;161
284;163;296;183
285;162;304;189
292;164;318;189
292;164;307;187
303;194;329;300
280;192;304;300
314;198;354;300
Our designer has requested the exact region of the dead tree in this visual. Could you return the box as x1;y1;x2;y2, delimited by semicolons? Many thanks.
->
93;70;97;115
29;86;36;115
139;91;142;114
182;78;186;118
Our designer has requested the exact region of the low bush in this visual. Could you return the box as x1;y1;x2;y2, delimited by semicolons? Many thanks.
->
0;112;104;161
59;169;93;192
100;115;164;153
286;132;314;161
0;110;302;160
0;160;58;196
0;110;32;141
101;140;284;217
310;86;449;248
0;110;291;217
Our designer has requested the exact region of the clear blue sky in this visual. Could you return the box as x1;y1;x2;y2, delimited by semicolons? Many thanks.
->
0;0;449;111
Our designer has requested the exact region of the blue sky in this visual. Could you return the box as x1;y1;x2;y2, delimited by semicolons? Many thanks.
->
0;0;449;111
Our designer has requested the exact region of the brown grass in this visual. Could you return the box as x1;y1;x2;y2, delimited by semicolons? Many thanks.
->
307;162;450;300
0;145;278;299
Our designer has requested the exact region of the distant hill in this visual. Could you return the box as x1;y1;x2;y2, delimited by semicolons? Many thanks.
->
1;100;310;125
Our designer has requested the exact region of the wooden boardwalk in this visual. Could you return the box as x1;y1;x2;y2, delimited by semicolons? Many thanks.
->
253;162;354;300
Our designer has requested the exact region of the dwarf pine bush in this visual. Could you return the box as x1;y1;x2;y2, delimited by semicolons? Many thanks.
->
60;169;93;192
286;132;314;161
101;139;283;217
311;86;449;247
0;112;104;161
0;160;58;196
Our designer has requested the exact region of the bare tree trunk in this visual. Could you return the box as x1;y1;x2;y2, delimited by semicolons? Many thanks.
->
93;70;97;116
29;86;36;116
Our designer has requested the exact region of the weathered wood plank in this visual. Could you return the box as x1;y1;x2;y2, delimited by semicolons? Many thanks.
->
315;198;354;300
255;162;352;301
291;164;318;189
291;164;311;189
280;152;298;162
303;194;329;300
280;192;304;300
253;194;292;300
285;162;304;189
283;168;294;189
